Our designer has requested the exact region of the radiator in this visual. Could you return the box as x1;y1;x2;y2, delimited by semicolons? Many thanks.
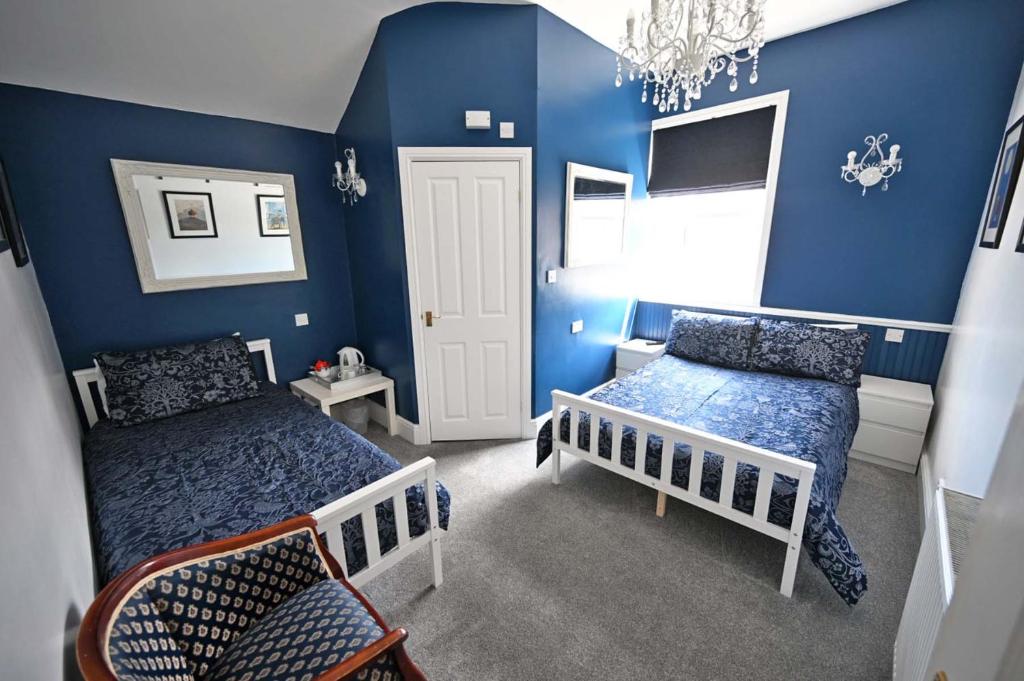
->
893;485;958;681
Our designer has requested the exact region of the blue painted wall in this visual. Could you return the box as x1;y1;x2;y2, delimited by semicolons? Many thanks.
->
336;3;538;421
332;32;415;417
0;84;355;385
337;3;650;420
383;4;539;149
645;0;1024;324
534;9;651;414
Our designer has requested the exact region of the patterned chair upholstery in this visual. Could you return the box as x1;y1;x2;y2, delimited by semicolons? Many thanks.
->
78;516;427;681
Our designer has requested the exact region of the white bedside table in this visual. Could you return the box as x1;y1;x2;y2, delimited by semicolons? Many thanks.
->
616;338;666;378
850;375;934;473
290;373;397;436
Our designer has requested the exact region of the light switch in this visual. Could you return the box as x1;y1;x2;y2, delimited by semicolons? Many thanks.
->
500;121;515;139
295;313;309;327
571;319;584;334
546;269;557;284
884;328;904;343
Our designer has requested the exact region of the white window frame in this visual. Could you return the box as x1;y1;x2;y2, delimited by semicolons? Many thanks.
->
648;89;789;306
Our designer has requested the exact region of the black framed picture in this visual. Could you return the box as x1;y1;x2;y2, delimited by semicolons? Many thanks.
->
979;115;1024;249
256;194;289;237
162;191;218;238
0;158;30;267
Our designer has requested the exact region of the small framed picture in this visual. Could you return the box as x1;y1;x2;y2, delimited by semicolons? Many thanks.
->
163;191;217;238
256;194;289;237
0;158;30;267
979;115;1024;249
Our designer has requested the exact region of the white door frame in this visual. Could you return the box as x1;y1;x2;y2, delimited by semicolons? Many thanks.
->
397;146;533;443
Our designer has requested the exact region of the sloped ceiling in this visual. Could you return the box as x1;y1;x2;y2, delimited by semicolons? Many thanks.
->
0;0;906;132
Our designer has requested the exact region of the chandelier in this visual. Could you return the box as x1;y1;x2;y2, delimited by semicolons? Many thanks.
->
616;0;767;113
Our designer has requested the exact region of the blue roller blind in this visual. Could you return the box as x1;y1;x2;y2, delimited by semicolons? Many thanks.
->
647;105;776;196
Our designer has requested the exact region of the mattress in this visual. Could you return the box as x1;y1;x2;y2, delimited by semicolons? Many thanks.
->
83;382;450;585
537;354;866;605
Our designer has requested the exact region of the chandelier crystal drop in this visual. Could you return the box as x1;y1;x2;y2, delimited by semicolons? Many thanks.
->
616;0;767;113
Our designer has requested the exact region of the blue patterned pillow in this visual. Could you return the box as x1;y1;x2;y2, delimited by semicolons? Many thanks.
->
665;310;758;369
95;336;260;427
751;319;871;386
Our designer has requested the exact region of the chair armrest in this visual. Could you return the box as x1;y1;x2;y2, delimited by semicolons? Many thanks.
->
314;627;426;681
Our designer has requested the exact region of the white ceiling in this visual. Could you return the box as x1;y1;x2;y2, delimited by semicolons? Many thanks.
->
0;0;906;133
540;1;908;51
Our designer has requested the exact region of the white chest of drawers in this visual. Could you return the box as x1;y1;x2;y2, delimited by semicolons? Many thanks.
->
615;338;666;378
850;375;934;473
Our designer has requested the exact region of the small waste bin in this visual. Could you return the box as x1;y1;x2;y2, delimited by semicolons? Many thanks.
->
338;398;370;435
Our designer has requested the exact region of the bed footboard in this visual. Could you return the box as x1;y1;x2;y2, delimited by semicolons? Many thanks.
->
311;457;443;589
550;389;815;597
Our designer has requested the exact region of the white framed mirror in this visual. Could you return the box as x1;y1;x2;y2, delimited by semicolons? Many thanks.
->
111;159;308;293
564;162;634;268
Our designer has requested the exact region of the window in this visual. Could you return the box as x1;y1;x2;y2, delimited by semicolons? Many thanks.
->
634;92;787;308
636;188;767;306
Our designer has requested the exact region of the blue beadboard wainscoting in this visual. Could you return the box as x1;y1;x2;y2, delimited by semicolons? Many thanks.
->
631;301;949;386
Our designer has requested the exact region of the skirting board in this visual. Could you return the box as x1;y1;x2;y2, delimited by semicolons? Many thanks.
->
919;451;934;537
530;412;551;437
527;378;622;438
849;449;917;474
366;400;428;445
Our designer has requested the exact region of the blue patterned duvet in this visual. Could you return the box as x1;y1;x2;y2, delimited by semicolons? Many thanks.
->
536;355;866;605
83;383;450;585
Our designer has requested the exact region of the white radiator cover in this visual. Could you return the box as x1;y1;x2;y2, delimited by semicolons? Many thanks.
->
893;485;955;681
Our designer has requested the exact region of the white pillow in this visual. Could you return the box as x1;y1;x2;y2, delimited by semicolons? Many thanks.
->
93;359;110;417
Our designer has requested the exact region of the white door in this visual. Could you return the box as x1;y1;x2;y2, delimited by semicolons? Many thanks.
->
409;160;522;440
925;389;1024;681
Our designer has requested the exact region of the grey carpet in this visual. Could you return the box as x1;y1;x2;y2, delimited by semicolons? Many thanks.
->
360;424;919;680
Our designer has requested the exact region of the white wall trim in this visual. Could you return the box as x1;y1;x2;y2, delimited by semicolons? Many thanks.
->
528;376;615;437
649;90;790;307
397;146;534;443
529;412;551;437
367;399;428;445
637;299;954;333
919;450;935;537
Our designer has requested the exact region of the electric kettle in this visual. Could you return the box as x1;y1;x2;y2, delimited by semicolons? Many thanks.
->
338;347;365;371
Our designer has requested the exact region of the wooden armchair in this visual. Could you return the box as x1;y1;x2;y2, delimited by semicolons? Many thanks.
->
77;515;427;681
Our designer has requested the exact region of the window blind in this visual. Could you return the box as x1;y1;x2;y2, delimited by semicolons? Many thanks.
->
647;105;776;196
572;176;627;200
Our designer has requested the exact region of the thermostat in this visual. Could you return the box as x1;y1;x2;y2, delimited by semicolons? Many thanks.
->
465;110;491;130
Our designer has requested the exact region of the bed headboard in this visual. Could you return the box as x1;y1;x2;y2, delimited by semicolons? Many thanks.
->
71;338;276;429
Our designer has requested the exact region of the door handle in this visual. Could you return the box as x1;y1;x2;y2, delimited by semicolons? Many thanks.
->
424;310;442;327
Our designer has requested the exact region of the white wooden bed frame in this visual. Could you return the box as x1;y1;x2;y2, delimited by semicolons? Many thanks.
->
550;388;816;597
72;338;443;590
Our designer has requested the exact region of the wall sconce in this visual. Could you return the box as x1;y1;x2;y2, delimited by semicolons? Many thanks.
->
841;133;903;196
332;148;367;205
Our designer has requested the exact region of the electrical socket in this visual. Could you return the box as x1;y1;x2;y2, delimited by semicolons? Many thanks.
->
295;313;309;327
884;328;904;343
